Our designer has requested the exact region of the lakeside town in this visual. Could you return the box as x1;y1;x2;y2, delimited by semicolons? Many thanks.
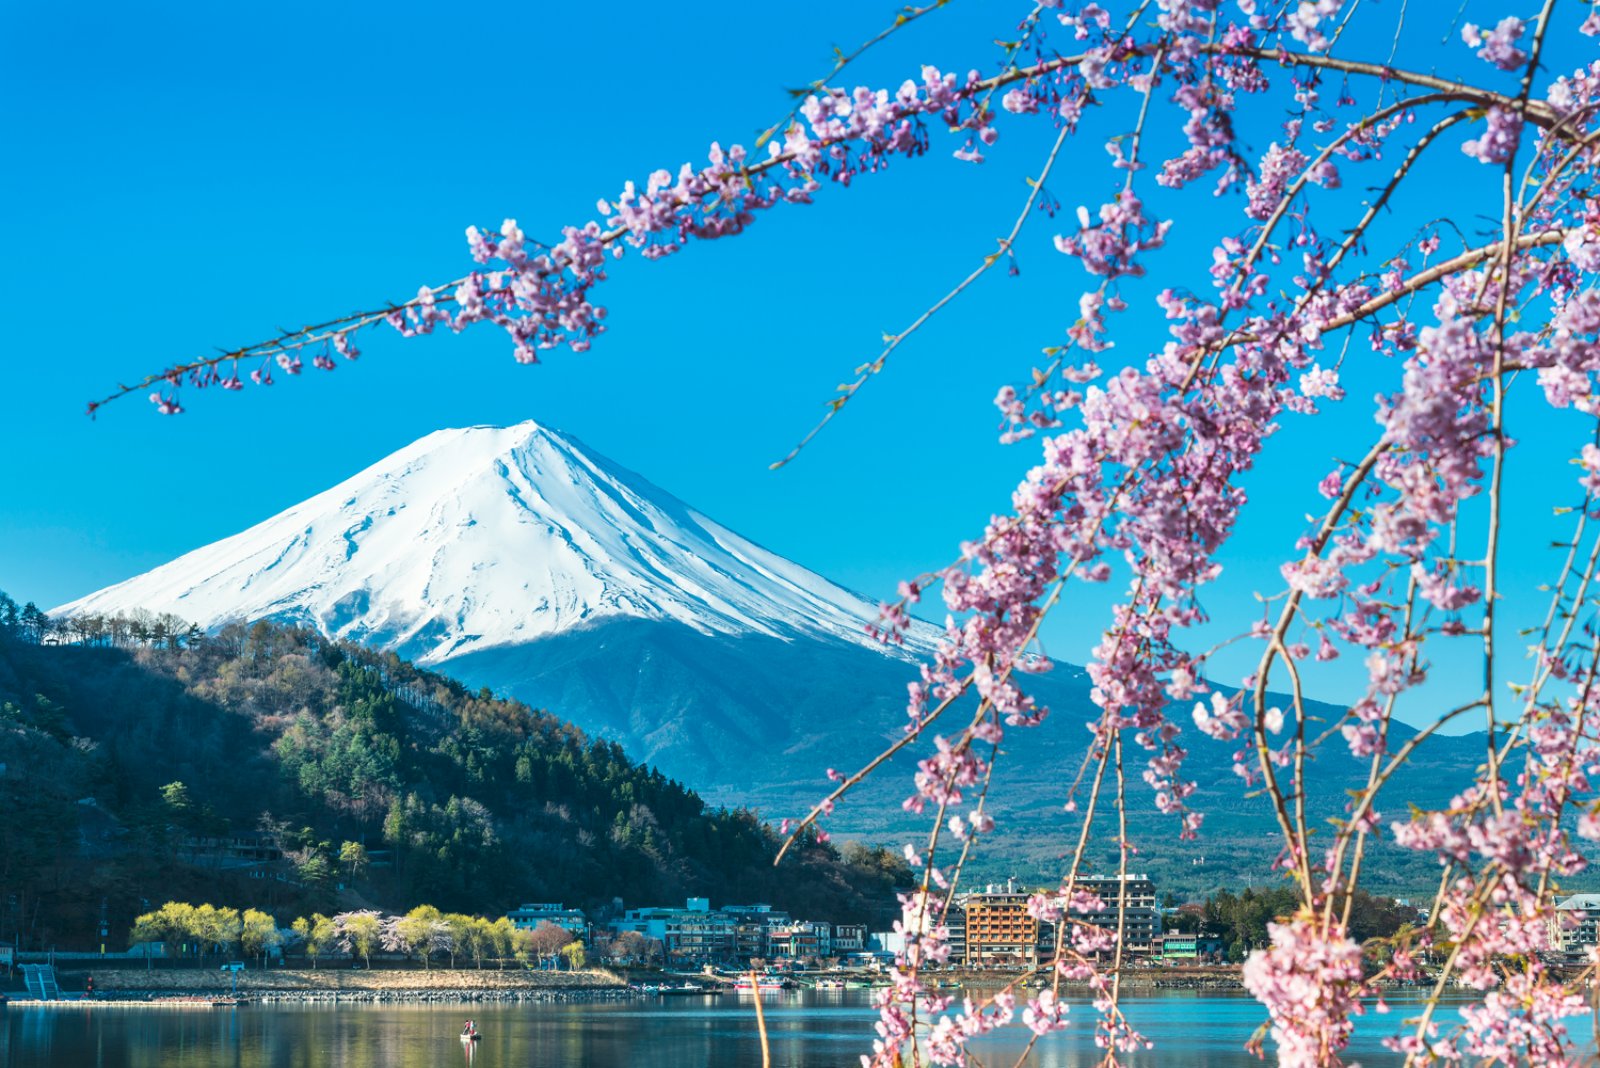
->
10;874;1600;1006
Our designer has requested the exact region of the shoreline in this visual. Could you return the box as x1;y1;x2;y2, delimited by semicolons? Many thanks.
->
7;989;643;1006
11;965;1255;1004
21;966;633;1004
2;967;1467;1007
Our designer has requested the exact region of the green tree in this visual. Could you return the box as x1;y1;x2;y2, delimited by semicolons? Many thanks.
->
160;782;195;827
395;905;444;970
490;917;516;970
462;917;495;970
298;913;338;968
291;917;315;966
338;840;370;882
342;913;380;969
559;941;587;971
241;909;281;968
442;913;475;969
297;853;334;886
192;904;242;965
19;602;47;644
131;902;195;963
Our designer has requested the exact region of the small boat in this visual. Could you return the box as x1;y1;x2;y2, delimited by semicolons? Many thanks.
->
733;977;790;992
659;982;711;995
461;1032;482;1043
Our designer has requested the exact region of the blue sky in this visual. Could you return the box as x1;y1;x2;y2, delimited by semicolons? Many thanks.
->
3;0;1595;719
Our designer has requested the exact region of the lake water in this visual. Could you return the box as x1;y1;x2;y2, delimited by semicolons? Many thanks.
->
0;989;1575;1067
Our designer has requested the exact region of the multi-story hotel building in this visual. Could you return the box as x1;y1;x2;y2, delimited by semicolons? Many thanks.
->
1071;874;1161;955
962;891;1049;968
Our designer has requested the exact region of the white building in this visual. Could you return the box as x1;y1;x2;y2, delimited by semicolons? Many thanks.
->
1553;893;1600;955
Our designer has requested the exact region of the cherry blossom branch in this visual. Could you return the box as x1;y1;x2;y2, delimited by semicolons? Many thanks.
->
93;40;1566;418
769;120;1074;469
754;0;957;150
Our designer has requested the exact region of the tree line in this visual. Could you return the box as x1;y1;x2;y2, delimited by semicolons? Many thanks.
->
0;596;199;650
1163;887;1422;962
131;900;602;970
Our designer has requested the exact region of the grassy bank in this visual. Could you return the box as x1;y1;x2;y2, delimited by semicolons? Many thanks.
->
54;966;627;994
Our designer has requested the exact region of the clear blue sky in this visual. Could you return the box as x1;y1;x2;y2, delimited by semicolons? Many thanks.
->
3;1;1593;716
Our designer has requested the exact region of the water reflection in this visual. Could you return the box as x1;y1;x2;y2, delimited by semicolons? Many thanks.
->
2;990;1583;1067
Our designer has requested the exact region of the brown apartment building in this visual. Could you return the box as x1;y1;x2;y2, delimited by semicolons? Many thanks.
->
962;891;1052;969
959;875;1161;968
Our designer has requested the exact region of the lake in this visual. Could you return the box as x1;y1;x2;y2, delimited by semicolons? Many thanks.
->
0;989;1567;1066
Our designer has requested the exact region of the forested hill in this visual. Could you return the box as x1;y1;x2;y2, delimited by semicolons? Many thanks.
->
0;601;910;950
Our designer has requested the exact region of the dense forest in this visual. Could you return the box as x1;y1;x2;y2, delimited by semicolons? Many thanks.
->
0;594;912;950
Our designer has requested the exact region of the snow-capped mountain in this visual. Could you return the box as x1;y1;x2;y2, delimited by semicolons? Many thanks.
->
57;421;925;666
55;421;1487;883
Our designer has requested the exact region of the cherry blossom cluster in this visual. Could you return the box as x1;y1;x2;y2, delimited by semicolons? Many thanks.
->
1240;914;1369;1068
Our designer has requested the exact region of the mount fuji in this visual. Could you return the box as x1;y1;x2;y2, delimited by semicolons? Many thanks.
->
55;422;936;800
58;421;1487;891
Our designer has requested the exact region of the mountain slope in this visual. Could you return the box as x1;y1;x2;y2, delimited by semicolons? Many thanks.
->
438;618;924;798
0;616;913;949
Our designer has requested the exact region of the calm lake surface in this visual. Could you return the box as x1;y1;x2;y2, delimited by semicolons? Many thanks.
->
0;989;1577;1067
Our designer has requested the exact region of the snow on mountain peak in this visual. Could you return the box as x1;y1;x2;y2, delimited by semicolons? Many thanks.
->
56;421;919;664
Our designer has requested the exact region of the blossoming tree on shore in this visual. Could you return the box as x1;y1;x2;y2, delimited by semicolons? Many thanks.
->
97;1;1600;1064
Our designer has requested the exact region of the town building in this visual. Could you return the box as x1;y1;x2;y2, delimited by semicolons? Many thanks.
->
1552;893;1600;955
770;921;831;959
1152;932;1223;961
962;890;1048;969
178;831;284;872
868;930;907;956
944;902;966;964
1072;874;1162;955
609;898;736;963
832;923;867;953
719;904;791;960
605;897;869;964
506;903;588;938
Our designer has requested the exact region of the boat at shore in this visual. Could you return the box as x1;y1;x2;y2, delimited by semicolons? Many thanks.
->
732;977;790;992
634;982;716;996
